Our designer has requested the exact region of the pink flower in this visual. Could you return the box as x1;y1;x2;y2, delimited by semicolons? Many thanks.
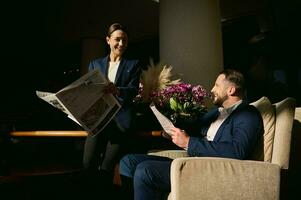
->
151;83;211;118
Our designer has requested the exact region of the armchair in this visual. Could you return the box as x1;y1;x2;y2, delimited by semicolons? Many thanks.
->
148;97;296;200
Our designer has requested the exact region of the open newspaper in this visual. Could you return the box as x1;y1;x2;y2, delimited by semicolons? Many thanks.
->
36;68;121;136
150;103;175;136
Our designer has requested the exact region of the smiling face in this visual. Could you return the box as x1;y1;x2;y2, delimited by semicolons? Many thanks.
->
210;74;232;107
106;29;128;59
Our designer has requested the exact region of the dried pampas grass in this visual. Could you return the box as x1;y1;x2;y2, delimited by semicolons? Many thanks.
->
140;59;181;102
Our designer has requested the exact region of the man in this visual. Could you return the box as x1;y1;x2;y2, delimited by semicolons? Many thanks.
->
119;69;263;200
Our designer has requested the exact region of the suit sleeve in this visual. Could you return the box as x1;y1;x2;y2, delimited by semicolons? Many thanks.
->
117;60;141;105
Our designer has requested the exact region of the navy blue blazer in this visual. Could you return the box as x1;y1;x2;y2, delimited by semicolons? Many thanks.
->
188;102;263;159
88;55;141;131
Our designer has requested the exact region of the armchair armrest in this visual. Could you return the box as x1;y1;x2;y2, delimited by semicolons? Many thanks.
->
170;157;280;200
148;150;188;159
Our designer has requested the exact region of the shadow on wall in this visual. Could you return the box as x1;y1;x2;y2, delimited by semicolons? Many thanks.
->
222;14;300;106
288;118;301;199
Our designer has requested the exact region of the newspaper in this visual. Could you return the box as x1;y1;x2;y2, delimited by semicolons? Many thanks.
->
150;103;175;136
36;68;121;136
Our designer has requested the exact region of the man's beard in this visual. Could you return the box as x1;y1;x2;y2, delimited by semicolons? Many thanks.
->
213;95;227;107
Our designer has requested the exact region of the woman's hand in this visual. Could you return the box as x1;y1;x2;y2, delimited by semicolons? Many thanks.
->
103;82;120;96
170;127;190;150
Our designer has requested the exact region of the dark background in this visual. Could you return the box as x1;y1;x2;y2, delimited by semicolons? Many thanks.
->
2;0;301;130
1;1;301;199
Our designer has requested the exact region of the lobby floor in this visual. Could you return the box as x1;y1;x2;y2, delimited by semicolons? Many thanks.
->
0;172;123;200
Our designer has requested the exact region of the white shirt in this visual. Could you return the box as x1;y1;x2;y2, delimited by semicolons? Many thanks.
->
206;100;242;141
108;61;120;83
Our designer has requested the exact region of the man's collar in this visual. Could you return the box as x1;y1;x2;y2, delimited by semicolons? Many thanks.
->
219;100;243;115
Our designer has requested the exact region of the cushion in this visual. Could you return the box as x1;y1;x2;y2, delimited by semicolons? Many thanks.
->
250;96;276;162
272;97;295;169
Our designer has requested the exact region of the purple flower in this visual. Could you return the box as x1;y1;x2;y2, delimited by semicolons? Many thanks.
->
133;80;211;122
150;83;210;117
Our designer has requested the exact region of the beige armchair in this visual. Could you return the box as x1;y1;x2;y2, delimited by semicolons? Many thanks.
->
148;97;296;200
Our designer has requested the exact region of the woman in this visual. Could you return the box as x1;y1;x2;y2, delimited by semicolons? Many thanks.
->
82;23;141;188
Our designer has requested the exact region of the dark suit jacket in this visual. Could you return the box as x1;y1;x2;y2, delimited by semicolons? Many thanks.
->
88;55;141;131
188;102;263;159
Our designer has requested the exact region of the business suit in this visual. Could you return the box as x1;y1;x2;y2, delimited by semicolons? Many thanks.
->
83;55;141;172
119;102;263;200
188;102;263;159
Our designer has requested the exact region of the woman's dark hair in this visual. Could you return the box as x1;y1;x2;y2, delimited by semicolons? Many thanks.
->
107;23;128;37
220;69;245;97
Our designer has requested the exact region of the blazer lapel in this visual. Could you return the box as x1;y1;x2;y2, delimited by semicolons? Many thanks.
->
213;120;229;141
102;56;110;78
114;58;126;84
213;103;246;141
200;109;219;137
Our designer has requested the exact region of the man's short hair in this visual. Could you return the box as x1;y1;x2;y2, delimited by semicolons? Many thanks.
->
220;69;245;97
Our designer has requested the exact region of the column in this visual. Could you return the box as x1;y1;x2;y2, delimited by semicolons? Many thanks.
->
160;0;223;90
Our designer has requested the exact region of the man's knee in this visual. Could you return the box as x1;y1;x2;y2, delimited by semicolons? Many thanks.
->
120;154;153;178
119;154;134;177
134;161;153;185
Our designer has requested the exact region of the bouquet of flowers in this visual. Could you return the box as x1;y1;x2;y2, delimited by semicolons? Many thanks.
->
151;83;211;129
133;59;211;132
133;59;180;112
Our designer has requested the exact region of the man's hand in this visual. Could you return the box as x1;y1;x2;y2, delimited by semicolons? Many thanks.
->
103;82;120;96
170;127;190;150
